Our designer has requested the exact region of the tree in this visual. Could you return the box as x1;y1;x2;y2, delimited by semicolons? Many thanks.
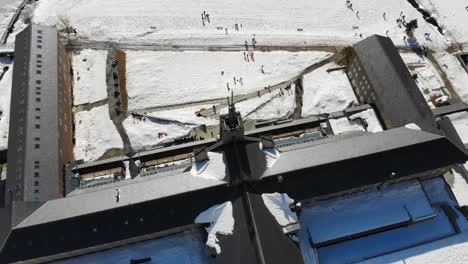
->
405;19;418;34
57;15;73;44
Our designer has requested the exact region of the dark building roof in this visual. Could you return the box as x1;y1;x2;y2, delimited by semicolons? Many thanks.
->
1;126;466;263
352;35;438;133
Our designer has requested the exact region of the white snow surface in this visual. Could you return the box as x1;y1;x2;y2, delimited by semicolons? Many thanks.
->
191;151;226;181
195;201;234;254
0;0;23;42
248;87;296;121
72;49;108;105
302;63;357;117
433;51;468;104
447;111;468;145
74;105;123;162
329;117;365;135
349;109;383;133
405;123;422;131
400;52;446;108
32;0;448;49
147;104;218;126
451;169;468;207
122;116;194;150
415;0;468;46
0;59;13;149
262;193;298;227
126;50;331;110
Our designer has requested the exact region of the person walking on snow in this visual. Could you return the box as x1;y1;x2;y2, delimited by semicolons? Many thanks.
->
383;12;386;20
243;52;247;61
233;77;237;85
250;52;255;62
240;77;243;85
261;65;265;74
206;13;210;23
227;82;230;91
201;13;205;26
245;40;249;51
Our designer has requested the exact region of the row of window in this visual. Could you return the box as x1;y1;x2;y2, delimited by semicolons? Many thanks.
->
33;30;43;197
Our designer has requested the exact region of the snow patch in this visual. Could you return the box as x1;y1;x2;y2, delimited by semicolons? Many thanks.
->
122;116;194;150
405;123;422;131
195;202;234;254
74;105;123;162
190;152;226;181
262;193;298;227
147;104;219;126
302;63;357;117
349;109;383;133
72;49;108;105
329;117;365;135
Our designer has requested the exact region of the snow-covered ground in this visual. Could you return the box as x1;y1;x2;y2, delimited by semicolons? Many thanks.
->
302;63;357;117
400;51;446;108
126;50;331;110
122;116;194;150
74;105;123;162
349;109;383;133
433;51;468;104
146;104;218;126
32;0;447;49
416;0;468;47
72;49;108;105
248;86;296;121
447;111;468;145
0;58;13;149
0;0;23;41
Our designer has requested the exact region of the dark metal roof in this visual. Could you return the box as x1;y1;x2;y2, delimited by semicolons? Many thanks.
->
353;35;438;133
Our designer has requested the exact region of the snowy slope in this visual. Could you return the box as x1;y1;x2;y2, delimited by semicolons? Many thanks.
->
329;117;365;135
302;63;357;117
0;59;13;149
32;0;447;49
74;105;123;162
147;104;219;126
122;116;194;150
248;86;296;121
72;49;108;105
126;50;331;110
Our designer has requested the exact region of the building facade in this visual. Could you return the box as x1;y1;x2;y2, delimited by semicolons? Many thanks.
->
346;35;438;133
6;24;73;204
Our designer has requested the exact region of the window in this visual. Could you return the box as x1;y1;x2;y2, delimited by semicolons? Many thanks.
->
36;86;41;91
34;189;39;193
37;30;42;34
34;144;40;149
36;70;41;74
34;137;40;141
35;98;41;102
36;64;42;68
35;91;41;96
34;181;39;186
34;172;39;177
35;124;40;129
35;116;40;120
37;39;42;44
37;59;42;64
35;107;40;112
36;80;41;84
37;45;42;49
37;54;42;58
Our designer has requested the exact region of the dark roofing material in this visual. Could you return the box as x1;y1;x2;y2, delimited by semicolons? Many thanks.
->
353;35;438;133
432;102;468;117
